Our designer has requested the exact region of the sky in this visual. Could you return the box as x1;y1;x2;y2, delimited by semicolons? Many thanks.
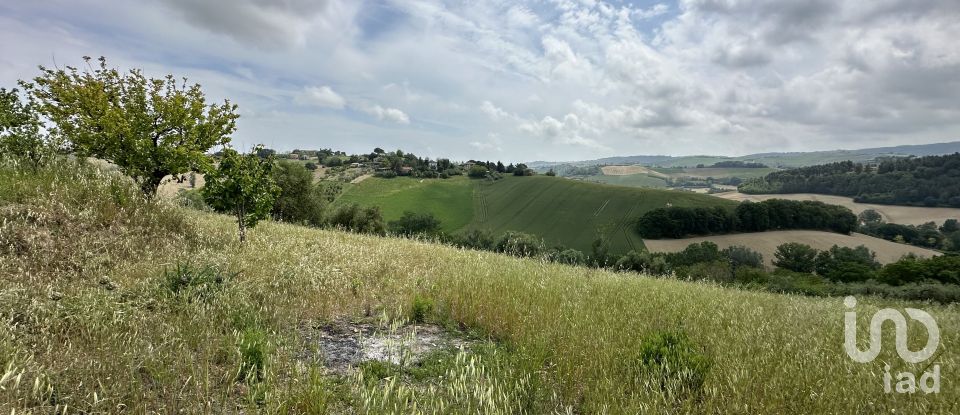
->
1;0;959;162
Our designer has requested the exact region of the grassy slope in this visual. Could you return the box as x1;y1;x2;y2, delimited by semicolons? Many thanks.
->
2;163;957;413
336;175;736;254
471;176;736;253
334;176;474;232
580;173;668;188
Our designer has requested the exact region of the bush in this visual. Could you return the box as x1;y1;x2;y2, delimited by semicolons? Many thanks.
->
814;245;880;282
494;231;544;257
326;204;386;235
666;242;721;267
616;250;667;275
176;188;211;211
163;263;233;301
410;296;434;324
550;248;586;266
722;245;763;269
271;161;326;227
773;242;818;273
374;170;397;178
635;331;711;397
454;229;495;250
304;162;318;170
467;165;489;178
388;211;441;237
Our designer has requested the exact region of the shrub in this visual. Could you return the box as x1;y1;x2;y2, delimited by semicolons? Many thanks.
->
388;211;441;237
814;245;880;282
467;165;488;178
551;248;586;266
410;296;434;324
494;231;544;257
326;204;386;235
616;250;667;275
636;331;711;397
271;161;327;227
176;188;211;211
454;229;495;250
773;242;818;273
374;170;397;178
163;262;233;301
666;242;721;267
722;245;764;269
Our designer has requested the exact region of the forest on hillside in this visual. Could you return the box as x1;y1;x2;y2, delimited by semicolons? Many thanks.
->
739;153;960;207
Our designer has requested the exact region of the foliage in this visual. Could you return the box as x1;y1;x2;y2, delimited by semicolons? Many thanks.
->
739;154;960;207
176;188;211;211
388;211;442;237
326;203;386;235
858;209;883;225
271;161;326;227
637;199;857;238
665;242;721;267
635;331;711;397
26;57;239;195
879;255;960;286
706;161;767;168
467;164;489;178
721;245;763;269
814;245;880;282
550;248;587;266
410;296;435;324
202;146;280;243
615;250;668;274
494;231;545;257
454;229;496;251
0;87;53;168
773;242;818;273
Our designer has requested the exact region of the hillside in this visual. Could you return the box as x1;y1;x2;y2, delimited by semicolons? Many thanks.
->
740;154;960;207
335;175;738;254
713;192;960;226
2;163;957;413
529;140;960;169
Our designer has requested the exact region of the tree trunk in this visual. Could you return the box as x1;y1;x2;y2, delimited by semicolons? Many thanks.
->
140;170;168;197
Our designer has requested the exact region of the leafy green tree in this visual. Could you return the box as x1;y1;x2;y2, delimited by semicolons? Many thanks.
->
388;211;442;236
723;245;764;269
814;245;880;282
202;146;280;243
494;231;544;257
467;164;488;178
858;209;883;225
456;229;494;250
773;243;818;273
271;161;326;227
0;88;51;168
616;250;668;275
551;248;586;266
326;204;386;235
940;219;959;234
26;56;239;195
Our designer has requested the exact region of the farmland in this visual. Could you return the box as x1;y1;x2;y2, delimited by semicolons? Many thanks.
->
644;230;941;267
713;192;960;226
336;175;738;254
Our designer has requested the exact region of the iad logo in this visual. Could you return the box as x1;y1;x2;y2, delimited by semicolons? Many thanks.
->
843;296;941;394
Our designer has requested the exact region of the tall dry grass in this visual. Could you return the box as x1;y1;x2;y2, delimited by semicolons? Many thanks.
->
0;161;957;413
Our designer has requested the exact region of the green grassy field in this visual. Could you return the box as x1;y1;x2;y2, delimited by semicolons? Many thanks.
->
335;175;736;254
580;173;668;188
2;162;957;413
334;176;475;232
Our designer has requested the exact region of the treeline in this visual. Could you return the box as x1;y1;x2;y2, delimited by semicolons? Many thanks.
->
637;199;858;239
739;153;960;207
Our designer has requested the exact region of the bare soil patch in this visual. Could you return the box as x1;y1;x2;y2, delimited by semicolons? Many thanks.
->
301;319;473;374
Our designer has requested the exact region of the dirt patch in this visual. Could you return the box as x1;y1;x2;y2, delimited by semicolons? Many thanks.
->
351;174;373;184
601;165;669;178
301;319;472;374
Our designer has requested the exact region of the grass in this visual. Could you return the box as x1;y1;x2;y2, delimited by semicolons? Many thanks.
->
334;176;474;232
2;162;958;413
581;173;668;188
336;175;735;254
469;176;735;253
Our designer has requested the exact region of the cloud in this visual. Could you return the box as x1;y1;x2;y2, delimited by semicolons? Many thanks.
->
364;105;411;124
298;86;346;109
480;101;511;121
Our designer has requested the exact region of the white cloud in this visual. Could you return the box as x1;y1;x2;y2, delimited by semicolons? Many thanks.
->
298;85;346;109
364;105;411;124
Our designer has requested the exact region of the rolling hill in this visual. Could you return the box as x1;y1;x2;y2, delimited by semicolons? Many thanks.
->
529;140;960;169
334;175;738;254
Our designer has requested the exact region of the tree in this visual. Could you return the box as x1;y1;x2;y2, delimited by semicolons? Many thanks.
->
773;242;818;273
858;209;883;225
467;164;489;178
202;146;280;243
545;168;556;176
814;245;880;282
271;161;326;227
0;88;51;168
494;231;544;257
326;204;386;235
940;219;959;234
388;211;442;236
26;57;239;195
